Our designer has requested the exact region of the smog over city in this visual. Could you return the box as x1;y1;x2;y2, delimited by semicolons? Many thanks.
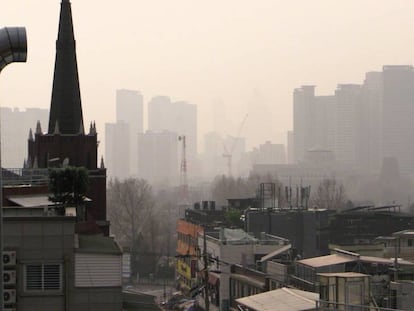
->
2;1;414;310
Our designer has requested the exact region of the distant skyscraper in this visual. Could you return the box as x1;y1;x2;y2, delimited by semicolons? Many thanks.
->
334;84;362;170
1;107;48;168
251;141;286;165
147;96;197;169
293;86;335;163
137;130;178;186
201;131;226;178
105;121;130;180
287;131;294;164
360;71;382;174
116;89;143;175
382;65;414;177
148;96;172;132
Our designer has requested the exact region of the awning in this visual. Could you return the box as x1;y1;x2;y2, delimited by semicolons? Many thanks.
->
260;244;292;262
7;195;54;207
7;194;91;207
298;254;356;268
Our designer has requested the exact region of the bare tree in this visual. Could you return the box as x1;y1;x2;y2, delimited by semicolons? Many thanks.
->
107;178;160;275
108;178;153;243
312;178;346;210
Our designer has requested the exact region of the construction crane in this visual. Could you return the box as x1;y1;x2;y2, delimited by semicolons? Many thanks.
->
223;114;248;177
178;135;190;207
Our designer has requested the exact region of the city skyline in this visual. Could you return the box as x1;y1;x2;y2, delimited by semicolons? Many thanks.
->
2;1;414;151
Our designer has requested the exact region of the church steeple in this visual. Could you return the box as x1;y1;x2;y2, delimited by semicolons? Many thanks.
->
48;0;84;135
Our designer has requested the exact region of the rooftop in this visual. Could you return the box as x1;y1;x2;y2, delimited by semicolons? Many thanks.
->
205;228;289;246
298;251;414;268
298;254;356;268
236;287;318;311
76;234;122;255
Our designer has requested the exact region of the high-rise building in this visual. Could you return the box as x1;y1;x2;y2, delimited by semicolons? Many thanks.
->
116;89;143;175
146;96;197;181
251;141;286;165
201;131;226;178
148;96;197;161
293;86;335;164
105;121;130;181
334;84;362;170
382;65;414;178
360;72;382;174
1;107;48;168
287;131;294;164
148;96;172;132
137;130;178;186
116;89;143;133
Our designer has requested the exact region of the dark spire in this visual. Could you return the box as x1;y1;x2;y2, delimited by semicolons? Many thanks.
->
48;0;84;135
28;128;34;141
36;121;43;135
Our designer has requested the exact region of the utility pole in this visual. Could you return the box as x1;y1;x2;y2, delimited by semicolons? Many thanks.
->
178;135;190;216
393;237;399;281
203;230;209;311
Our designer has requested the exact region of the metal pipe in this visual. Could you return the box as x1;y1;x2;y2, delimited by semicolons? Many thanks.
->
0;26;27;309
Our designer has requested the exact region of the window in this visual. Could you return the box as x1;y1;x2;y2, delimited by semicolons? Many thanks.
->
25;264;62;291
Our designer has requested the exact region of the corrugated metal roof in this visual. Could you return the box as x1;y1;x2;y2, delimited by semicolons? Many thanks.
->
260;244;292;262
298;254;356;268
318;272;367;278
7;195;53;207
236;287;318;311
7;194;91;207
360;256;414;266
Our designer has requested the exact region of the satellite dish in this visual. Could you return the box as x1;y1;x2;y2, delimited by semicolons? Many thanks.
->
62;158;69;167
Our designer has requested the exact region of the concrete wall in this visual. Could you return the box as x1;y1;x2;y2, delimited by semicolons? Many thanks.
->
4;217;75;311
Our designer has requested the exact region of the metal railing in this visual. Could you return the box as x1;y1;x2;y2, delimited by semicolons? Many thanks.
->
2;168;49;186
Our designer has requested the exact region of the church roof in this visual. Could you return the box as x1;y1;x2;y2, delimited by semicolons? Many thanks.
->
48;0;84;135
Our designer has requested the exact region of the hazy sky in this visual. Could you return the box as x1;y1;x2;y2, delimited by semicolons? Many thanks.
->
1;0;414;151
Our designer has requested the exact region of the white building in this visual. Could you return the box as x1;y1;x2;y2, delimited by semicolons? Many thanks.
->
382;65;414;179
1;107;48;168
105;121;130;181
197;228;290;311
116;89;144;175
137;130;178;186
148;96;197;166
293;86;335;164
334;84;362;170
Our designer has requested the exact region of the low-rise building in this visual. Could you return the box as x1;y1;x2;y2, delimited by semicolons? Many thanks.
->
236;287;319;311
291;249;414;308
3;203;123;311
176;219;203;293
379;229;414;262
197;228;290;311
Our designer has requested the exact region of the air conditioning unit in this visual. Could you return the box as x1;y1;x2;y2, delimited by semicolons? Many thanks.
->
3;270;16;285
3;251;16;267
4;289;16;304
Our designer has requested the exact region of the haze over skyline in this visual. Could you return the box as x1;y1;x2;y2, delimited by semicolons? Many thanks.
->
1;0;414;151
